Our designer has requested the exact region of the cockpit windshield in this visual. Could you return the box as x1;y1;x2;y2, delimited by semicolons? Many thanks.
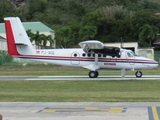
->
130;51;138;56
127;50;137;58
127;52;134;57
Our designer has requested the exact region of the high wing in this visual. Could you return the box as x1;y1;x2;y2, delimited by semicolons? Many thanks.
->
79;40;120;57
79;40;121;72
79;40;103;51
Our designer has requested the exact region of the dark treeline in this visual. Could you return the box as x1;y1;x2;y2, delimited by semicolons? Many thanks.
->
1;0;160;48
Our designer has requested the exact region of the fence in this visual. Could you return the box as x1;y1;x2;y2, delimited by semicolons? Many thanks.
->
154;51;160;63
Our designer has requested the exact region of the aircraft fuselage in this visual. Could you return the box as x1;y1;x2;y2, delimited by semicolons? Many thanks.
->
17;48;158;70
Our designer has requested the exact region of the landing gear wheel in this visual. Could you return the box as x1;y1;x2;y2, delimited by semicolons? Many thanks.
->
135;71;142;78
89;71;99;78
95;71;99;77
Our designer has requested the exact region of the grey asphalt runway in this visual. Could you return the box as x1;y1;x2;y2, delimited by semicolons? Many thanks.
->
0;102;160;120
0;75;160;80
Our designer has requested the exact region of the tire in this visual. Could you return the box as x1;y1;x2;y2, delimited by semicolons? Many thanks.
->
135;71;142;78
89;71;98;78
95;71;99;77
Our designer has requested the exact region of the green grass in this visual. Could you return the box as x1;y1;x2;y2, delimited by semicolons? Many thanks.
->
0;65;160;102
0;65;159;76
0;80;160;102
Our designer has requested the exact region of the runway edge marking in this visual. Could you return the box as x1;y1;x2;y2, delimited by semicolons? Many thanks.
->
148;106;160;120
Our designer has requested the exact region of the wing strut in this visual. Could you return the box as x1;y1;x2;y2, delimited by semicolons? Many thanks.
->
95;53;98;66
121;68;126;78
82;53;100;71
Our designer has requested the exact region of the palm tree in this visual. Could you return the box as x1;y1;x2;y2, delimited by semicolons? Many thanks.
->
46;35;54;48
26;29;34;42
40;33;47;48
41;34;54;48
26;30;55;49
27;30;43;49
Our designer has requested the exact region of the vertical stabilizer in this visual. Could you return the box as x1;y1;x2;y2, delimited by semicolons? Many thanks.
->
4;17;36;56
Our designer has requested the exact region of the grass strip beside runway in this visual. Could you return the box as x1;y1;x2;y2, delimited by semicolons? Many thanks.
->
0;80;160;102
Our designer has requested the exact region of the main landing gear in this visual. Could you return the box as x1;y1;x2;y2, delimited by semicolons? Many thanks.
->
88;71;99;78
135;71;142;78
88;70;143;78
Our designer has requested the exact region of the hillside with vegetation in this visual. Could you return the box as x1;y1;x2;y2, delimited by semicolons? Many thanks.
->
1;0;160;48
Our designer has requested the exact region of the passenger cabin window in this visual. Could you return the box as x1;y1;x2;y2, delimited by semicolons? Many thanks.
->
103;54;106;57
82;53;86;57
87;53;91;57
82;53;106;58
74;53;77;57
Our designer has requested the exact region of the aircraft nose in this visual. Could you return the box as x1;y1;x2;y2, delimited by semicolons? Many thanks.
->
152;60;158;68
143;60;158;68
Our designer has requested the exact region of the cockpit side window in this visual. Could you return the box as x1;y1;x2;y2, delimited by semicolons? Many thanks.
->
127;52;134;58
131;51;138;56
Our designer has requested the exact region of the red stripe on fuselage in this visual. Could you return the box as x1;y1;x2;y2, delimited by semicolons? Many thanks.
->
4;20;19;56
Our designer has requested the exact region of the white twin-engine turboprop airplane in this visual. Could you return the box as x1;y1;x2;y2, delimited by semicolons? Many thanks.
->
4;17;158;78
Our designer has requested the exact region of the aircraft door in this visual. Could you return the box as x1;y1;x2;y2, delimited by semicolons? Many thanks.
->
70;52;80;65
126;51;135;65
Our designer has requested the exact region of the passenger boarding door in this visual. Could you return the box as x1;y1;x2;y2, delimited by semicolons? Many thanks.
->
70;52;80;65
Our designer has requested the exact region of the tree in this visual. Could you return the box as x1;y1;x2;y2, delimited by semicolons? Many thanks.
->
97;5;135;42
31;31;42;48
100;5;134;24
6;0;160;47
41;34;55;48
0;1;19;22
40;34;48;48
26;29;35;43
138;24;159;46
26;30;53;48
27;0;48;20
46;35;55;48
55;26;74;48
79;25;97;40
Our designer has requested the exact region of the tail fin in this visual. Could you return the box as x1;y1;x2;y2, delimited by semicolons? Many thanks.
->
4;17;36;56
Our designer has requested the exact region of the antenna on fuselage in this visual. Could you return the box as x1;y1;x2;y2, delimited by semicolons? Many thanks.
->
120;37;124;48
60;45;64;49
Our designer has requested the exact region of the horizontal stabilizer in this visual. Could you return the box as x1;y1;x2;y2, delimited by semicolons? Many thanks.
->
14;43;27;46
